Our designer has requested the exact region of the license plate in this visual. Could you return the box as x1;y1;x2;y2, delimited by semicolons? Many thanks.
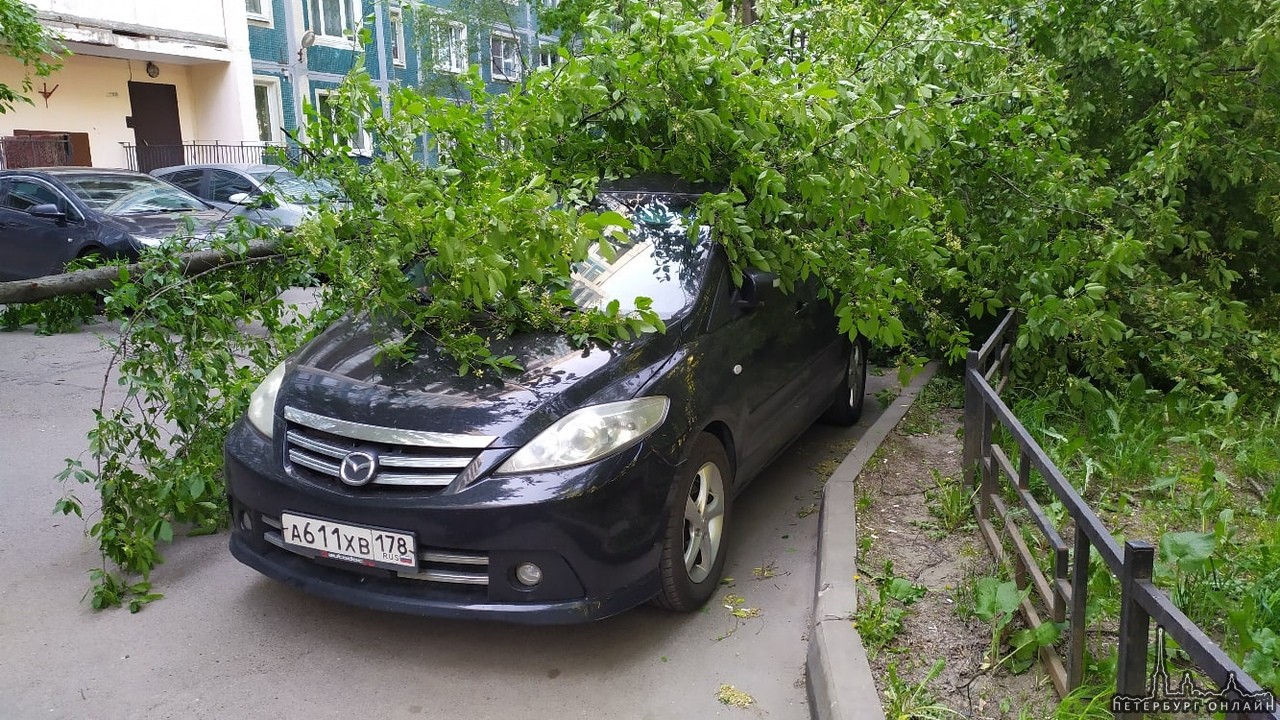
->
280;512;417;572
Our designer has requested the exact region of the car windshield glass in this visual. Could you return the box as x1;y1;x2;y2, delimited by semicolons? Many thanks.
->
248;169;342;204
60;175;207;215
571;193;709;320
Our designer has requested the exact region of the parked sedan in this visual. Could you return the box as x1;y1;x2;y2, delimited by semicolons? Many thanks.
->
225;179;868;623
0;168;228;281
151;163;340;230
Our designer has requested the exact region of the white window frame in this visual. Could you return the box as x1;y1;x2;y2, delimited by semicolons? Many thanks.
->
537;43;559;69
246;0;272;24
309;0;359;46
389;8;406;67
489;31;521;83
431;20;467;75
252;76;285;144
315;89;372;154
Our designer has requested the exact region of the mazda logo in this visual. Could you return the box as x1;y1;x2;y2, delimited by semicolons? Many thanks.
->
338;450;378;487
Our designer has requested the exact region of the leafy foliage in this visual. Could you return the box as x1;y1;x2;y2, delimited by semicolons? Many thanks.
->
0;0;65;112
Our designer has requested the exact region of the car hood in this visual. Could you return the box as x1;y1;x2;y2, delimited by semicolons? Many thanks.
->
279;315;681;448
104;209;231;240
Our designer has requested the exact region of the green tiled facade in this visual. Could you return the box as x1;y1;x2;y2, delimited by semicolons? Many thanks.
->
247;0;554;161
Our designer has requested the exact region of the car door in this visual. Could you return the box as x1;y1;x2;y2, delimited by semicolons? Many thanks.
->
0;177;88;281
159;168;207;200
694;259;828;480
208;169;266;224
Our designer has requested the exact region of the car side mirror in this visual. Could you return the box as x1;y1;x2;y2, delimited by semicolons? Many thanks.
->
227;192;252;205
733;268;781;309
29;203;67;223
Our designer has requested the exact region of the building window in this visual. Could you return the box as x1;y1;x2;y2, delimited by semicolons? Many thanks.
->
390;8;406;67
490;32;521;82
537;45;559;69
253;77;284;144
431;21;467;74
309;0;355;38
315;90;371;153
246;0;271;22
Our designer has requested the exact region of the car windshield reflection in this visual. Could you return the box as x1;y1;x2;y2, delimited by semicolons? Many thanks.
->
60;175;207;215
248;169;344;205
571;194;708;320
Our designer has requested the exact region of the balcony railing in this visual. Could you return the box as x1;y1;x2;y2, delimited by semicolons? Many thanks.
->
122;142;297;172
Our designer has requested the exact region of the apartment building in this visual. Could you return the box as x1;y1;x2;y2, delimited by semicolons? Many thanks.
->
0;0;558;170
0;0;258;170
248;0;560;161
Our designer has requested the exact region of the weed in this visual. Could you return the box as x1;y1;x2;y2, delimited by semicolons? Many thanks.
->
881;659;962;719
924;469;973;532
855;562;926;653
875;386;900;409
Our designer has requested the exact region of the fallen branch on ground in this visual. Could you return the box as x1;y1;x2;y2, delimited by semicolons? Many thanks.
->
0;241;279;305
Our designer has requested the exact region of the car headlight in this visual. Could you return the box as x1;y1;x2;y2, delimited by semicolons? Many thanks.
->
132;235;166;248
496;397;670;474
247;362;287;438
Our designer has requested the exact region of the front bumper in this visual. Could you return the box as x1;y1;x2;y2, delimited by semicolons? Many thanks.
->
224;419;678;624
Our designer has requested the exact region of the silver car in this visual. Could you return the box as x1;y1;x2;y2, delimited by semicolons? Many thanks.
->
151;163;340;230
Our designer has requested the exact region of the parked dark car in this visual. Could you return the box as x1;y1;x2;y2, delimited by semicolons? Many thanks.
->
151;163;341;231
0;168;228;281
224;179;868;623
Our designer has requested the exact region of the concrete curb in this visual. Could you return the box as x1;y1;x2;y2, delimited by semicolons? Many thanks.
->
807;362;940;720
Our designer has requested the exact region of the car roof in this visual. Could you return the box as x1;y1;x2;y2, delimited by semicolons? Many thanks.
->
597;174;723;196
0;167;151;178
152;163;286;175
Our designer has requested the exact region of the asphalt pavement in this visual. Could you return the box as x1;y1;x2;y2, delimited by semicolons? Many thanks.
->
0;318;891;720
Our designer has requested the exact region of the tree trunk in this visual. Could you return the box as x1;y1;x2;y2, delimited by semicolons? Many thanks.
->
0;242;279;305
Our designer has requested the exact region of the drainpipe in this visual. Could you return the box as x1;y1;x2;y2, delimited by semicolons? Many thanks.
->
284;0;309;144
372;2;391;121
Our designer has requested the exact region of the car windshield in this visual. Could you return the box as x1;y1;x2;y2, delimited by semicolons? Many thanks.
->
60;174;207;215
571;193;709;320
248;169;343;204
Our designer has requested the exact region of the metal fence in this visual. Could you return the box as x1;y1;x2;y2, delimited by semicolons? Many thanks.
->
963;311;1278;719
1;134;73;169
123;142;296;172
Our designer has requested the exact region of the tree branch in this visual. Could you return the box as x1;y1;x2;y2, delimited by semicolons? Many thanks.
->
0;241;279;305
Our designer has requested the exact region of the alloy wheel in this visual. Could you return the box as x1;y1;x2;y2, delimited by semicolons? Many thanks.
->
682;461;725;583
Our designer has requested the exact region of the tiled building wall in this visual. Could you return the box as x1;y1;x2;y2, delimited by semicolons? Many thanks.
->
246;0;555;161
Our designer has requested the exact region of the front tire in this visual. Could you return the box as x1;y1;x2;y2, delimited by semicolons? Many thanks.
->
822;336;868;426
654;433;733;612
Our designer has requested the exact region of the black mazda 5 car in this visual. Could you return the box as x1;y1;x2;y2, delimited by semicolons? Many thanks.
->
224;181;868;623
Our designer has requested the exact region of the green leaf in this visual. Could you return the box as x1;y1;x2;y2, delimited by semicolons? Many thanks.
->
1159;531;1215;573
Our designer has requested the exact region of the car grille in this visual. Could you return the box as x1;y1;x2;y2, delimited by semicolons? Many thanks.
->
260;515;489;586
282;405;495;490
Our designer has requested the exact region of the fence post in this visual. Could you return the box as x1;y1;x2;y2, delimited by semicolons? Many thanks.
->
1116;541;1155;720
1068;529;1090;689
963;348;981;490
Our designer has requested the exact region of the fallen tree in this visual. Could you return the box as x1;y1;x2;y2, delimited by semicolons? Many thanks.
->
0;241;279;305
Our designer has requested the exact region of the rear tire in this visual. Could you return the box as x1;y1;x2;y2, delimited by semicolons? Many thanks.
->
822;336;868;426
653;433;733;612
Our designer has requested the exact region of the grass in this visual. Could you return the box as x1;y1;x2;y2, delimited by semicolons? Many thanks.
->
925;468;974;532
1004;382;1280;694
900;374;964;435
882;660;963;719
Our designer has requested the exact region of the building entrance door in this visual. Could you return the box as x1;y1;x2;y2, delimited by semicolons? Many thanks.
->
127;81;183;172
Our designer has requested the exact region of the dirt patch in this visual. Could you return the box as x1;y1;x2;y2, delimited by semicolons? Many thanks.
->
855;407;1059;718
